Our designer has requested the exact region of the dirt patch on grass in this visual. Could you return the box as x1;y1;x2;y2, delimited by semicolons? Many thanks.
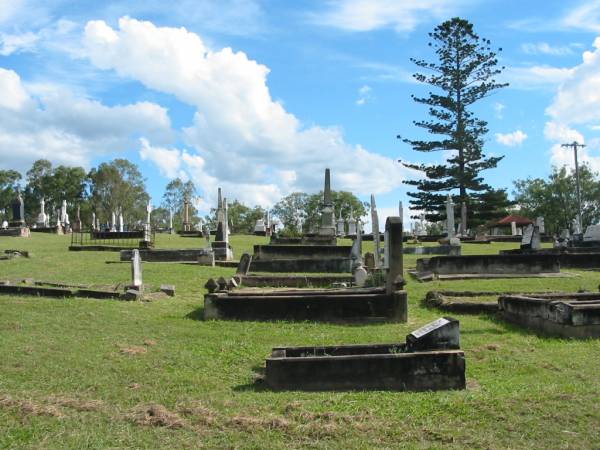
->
49;396;105;412
128;404;186;429
0;395;64;419
229;415;291;431
118;345;147;356
143;339;157;346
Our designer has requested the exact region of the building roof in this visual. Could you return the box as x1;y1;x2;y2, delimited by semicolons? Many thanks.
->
494;215;534;226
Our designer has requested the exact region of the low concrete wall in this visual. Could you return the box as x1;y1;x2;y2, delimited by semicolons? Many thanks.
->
250;258;352;273
500;249;600;269
417;254;560;275
120;248;214;264
0;227;30;237
266;348;465;391
403;245;461;256
204;289;408;322
253;244;352;260
242;274;353;288
499;294;600;338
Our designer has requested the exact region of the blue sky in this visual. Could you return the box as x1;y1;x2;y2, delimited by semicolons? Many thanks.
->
1;0;600;224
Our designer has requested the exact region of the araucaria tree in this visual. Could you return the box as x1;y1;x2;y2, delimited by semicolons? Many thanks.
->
399;17;511;226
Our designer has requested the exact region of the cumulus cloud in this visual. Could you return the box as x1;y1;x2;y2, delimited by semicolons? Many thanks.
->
355;85;372;105
521;42;574;56
83;17;407;207
309;0;459;33
0;67;173;172
495;130;528;147
503;65;573;90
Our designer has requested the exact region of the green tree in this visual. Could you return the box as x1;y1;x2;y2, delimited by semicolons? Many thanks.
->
273;191;368;233
161;178;199;229
23;160;87;223
0;169;22;221
399;17;508;226
88;159;149;226
513;165;600;234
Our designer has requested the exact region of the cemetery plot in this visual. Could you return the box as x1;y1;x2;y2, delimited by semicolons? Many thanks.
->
410;254;568;281
69;229;155;251
265;317;465;391
498;293;600;339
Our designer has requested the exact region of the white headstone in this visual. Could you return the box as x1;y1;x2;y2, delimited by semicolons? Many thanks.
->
92;212;96;230
347;209;357;236
336;210;345;236
353;265;368;287
111;211;116;232
118;211;124;232
223;198;229;244
535;217;545;234
583;225;600;242
521;224;533;245
510;221;517;236
131;249;142;289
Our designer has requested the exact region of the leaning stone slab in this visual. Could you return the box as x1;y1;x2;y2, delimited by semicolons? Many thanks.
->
160;284;176;297
265;317;465;391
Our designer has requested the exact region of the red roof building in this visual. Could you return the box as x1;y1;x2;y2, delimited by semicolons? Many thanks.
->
493;215;534;226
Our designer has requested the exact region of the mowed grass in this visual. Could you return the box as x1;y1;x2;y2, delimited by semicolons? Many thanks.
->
0;233;599;449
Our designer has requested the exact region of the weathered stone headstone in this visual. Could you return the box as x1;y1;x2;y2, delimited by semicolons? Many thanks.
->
236;253;252;276
535;216;545;234
336;210;345;236
511;221;517;236
10;189;25;226
364;252;375;270
118;210;124;232
521;224;533;245
131;249;142;291
169;209;174;234
445;195;455;239
460;202;467;236
406;317;460;351
347;209;357;236
183;198;191;232
583;225;600;242
92;212;96;230
37;198;47;227
371;194;381;267
110;211;116;232
319;168;336;236
385;216;404;295
353;265;368;287
350;220;363;267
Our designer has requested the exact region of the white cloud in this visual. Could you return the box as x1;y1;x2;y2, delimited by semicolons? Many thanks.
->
0;31;39;55
309;0;459;33
563;0;600;32
546;37;600;125
493;102;505;119
0;67;173;172
503;65;573;90
83;17;408;207
521;42;574;56
495;130;528;147
355;84;372;105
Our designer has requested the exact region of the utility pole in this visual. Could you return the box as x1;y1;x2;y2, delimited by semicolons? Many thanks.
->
561;141;586;234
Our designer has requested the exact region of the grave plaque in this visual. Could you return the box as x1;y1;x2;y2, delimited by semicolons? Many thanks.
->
406;317;460;351
131;249;142;290
236;253;253;276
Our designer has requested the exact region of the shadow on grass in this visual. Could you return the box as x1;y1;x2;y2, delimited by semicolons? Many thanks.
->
185;307;205;321
233;365;268;392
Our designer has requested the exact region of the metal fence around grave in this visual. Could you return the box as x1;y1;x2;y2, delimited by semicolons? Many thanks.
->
70;229;155;248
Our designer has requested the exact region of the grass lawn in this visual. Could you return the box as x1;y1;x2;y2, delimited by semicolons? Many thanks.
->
1;233;599;449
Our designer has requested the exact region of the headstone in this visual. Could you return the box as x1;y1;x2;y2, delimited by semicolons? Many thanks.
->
254;219;266;234
236;253;252;276
460;202;467;236
572;217;581;235
160;284;175;297
118;210;124;232
215;222;225;242
370;194;381;267
385;216;404;295
583;225;600;242
319;168;336;236
10;190;25;226
131;249;142;290
535;217;545;234
353;265;368;287
37;198;47;227
521;224;533;246
144;202;152;242
92;212;96;230
347;209;357;236
364;252;375;270
510;221;517;236
350;220;363;267
183;198;191;232
60;200;68;226
169;209;174;233
406;317;460;352
520;224;541;250
336;209;345;236
111;211;116;232
222;198;229;244
445;195;455;239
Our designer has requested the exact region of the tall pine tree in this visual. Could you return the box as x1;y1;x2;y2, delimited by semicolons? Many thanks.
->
399;18;511;226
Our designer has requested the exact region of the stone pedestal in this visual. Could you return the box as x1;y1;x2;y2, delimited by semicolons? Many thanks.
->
211;241;234;261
